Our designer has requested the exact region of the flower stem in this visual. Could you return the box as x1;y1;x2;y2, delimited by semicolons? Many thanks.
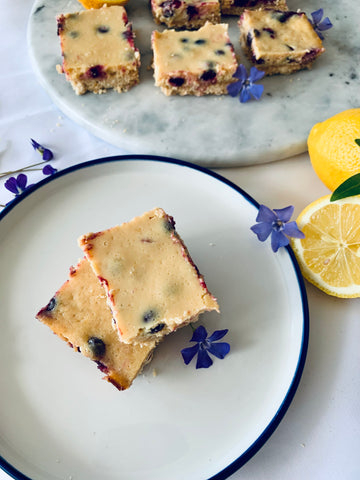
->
0;161;45;179
18;168;43;172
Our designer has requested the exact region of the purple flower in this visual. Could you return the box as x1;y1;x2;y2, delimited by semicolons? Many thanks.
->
227;65;265;103
181;325;230;369
42;164;57;175
309;9;333;40
30;138;53;161
251;205;305;253
4;174;34;197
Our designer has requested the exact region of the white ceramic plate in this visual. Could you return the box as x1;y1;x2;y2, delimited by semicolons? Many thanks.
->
27;0;360;167
0;156;308;480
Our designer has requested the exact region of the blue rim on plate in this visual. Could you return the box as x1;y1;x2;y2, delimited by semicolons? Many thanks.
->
0;155;309;480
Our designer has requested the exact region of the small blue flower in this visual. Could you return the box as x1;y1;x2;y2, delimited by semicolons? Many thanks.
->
251;205;305;253
42;164;57;175
30;138;53;161
309;9;333;40
4;174;34;197
181;325;230;369
227;64;265;103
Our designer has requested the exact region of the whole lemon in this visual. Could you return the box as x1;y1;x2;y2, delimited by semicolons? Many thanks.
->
307;108;360;191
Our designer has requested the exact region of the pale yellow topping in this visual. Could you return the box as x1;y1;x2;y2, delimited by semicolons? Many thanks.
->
59;6;136;68
37;258;155;389
152;23;235;74
241;9;323;54
79;208;219;343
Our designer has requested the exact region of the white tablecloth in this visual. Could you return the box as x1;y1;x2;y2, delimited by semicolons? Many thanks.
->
1;1;359;479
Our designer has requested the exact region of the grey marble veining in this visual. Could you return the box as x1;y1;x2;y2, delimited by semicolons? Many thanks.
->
27;0;360;167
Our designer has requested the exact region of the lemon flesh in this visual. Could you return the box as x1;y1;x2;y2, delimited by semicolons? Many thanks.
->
291;195;360;297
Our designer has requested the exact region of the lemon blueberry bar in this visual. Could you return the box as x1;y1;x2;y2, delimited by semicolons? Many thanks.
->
239;9;325;75
151;0;220;30
220;0;287;17
36;258;155;390
78;208;219;345
56;6;140;95
151;22;237;96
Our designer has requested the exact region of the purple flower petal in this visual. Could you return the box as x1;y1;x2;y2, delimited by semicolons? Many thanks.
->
208;342;231;359
181;344;199;365
4;177;19;194
251;222;273;241
30;138;41;150
208;329;229;342
229;64;264;104
256;204;277;223
190;325;207;343
271;230;289;252
273;205;294;223
227;81;243;97
317;17;333;31
311;8;324;25
182;326;230;369
310;8;332;39
30;138;53;161
16;173;28;191
282;221;305;239
252;203;302;252
42;148;53;161
239;87;252;103
249;66;265;83
196;348;213;369
233;64;248;81
4;174;33;197
42;165;57;175
249;83;264;100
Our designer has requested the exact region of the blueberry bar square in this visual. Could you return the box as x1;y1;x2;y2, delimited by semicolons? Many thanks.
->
151;22;238;96
239;9;325;75
220;0;287;18
151;0;221;30
56;6;140;95
78;208;219;345
36;258;155;390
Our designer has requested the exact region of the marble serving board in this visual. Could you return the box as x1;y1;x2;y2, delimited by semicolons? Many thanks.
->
28;0;360;167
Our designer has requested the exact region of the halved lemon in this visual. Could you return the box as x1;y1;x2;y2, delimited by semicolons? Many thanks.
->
291;194;360;297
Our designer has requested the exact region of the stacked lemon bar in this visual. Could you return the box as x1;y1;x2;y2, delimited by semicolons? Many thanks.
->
37;209;219;390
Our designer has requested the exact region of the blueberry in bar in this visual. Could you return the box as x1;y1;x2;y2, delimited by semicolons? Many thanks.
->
238;9;325;75
36;258;155;390
220;0;287;18
78;208;220;345
56;6;140;95
151;22;238;96
151;0;220;30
